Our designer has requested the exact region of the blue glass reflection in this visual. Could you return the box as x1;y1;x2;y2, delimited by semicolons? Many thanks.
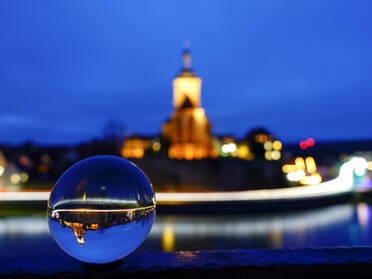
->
47;155;156;264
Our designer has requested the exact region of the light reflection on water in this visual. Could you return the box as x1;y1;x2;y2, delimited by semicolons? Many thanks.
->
0;203;371;257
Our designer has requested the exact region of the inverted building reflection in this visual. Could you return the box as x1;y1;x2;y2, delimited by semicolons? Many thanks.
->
49;205;155;246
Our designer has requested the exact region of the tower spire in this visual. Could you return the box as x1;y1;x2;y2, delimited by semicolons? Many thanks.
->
182;40;191;70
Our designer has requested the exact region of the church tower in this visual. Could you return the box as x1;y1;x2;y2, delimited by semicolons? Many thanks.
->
162;47;216;160
172;48;202;108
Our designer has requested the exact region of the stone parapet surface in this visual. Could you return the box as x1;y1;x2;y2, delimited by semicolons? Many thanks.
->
2;247;372;278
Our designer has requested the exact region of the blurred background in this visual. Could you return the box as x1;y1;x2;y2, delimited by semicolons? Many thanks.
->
1;0;372;257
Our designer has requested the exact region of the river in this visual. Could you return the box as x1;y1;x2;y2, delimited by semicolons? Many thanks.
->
0;202;371;257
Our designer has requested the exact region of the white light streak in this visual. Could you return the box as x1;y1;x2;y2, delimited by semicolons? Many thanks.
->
0;191;50;201
156;157;364;203
0;158;366;204
52;205;154;214
353;157;368;176
53;198;139;208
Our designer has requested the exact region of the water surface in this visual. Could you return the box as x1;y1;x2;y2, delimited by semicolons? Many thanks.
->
0;203;371;257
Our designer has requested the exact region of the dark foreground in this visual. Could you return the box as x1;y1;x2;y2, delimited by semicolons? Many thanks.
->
1;247;372;279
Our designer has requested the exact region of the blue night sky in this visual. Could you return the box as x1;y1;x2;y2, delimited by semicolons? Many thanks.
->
1;1;372;145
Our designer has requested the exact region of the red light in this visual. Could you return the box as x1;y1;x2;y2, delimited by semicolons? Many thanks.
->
19;156;29;166
306;138;315;147
299;141;308;149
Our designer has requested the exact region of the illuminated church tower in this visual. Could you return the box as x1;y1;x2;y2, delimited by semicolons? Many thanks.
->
162;47;216;160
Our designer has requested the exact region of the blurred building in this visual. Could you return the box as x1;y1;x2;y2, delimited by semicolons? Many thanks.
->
0;150;7;189
243;128;282;161
120;48;281;162
121;136;158;159
161;48;216;160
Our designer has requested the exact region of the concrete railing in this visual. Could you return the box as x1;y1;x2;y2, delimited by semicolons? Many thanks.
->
2;247;372;278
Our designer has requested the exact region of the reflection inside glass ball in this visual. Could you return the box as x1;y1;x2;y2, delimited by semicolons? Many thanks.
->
47;155;156;264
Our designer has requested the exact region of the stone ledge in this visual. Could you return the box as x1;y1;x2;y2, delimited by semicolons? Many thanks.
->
2;247;372;278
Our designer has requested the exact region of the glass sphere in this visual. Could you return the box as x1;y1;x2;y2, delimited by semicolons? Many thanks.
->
47;155;156;264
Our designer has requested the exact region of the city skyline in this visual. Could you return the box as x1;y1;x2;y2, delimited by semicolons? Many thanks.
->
1;1;372;145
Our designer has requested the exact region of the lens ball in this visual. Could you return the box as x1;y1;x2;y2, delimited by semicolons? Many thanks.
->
47;155;156;264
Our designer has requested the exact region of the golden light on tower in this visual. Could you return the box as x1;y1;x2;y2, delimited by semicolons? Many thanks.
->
161;45;216;160
172;45;202;108
173;78;202;108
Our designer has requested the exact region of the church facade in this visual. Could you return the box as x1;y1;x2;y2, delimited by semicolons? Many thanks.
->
120;48;280;161
161;49;216;160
